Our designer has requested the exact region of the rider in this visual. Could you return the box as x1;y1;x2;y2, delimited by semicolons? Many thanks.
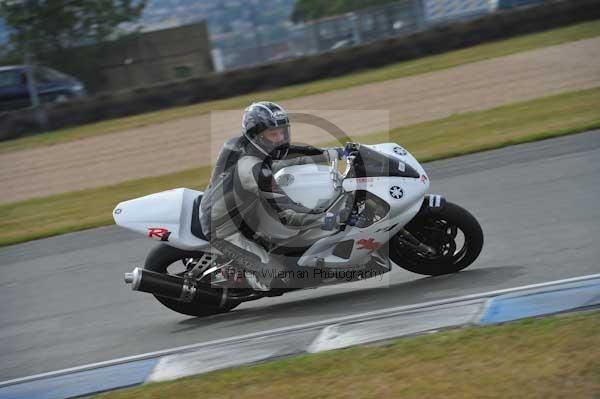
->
200;101;341;291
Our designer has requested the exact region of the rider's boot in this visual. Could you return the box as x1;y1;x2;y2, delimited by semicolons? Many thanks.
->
209;233;281;291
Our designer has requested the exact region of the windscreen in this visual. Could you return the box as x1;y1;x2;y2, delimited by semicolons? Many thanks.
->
0;70;21;88
346;145;420;179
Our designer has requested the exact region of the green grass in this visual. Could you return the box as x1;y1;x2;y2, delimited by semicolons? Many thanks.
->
1;20;600;154
348;88;600;162
1;87;599;247
91;311;600;399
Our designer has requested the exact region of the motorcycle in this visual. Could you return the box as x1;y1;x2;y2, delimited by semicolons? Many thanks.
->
115;142;484;317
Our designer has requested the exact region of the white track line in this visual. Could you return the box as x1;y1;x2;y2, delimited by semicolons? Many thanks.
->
2;273;599;388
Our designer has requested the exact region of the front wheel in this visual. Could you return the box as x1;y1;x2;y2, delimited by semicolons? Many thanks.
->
389;201;483;276
144;244;240;317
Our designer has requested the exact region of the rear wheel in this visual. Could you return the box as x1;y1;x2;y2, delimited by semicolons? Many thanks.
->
144;244;240;317
389;202;483;276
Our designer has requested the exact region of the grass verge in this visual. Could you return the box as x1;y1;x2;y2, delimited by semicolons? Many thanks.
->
1;87;599;247
1;20;600;154
91;311;600;399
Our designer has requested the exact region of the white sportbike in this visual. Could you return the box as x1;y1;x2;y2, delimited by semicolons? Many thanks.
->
116;142;483;317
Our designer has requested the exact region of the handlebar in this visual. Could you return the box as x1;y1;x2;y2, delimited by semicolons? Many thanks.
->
329;142;360;188
329;153;340;189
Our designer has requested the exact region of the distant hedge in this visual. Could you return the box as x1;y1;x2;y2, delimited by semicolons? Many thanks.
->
2;0;599;141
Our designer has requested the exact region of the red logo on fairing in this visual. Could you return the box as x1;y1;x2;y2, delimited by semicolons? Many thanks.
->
357;238;382;252
420;174;428;184
148;228;171;241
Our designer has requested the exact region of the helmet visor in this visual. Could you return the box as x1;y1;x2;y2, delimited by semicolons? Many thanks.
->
251;125;290;158
260;126;290;148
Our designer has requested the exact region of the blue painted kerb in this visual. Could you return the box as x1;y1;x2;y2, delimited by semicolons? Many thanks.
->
0;358;158;399
2;277;599;399
480;278;600;325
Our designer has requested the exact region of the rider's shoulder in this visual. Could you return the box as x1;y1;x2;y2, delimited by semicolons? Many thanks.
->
238;154;263;167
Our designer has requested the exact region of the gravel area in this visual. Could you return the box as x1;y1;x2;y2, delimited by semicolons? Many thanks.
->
1;37;599;204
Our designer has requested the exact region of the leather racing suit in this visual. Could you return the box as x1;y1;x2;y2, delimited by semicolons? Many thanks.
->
200;136;336;290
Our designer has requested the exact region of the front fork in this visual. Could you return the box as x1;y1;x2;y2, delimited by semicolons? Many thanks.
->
394;194;447;256
395;229;436;256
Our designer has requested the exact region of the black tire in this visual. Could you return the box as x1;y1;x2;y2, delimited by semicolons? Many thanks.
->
389;201;483;276
144;244;240;317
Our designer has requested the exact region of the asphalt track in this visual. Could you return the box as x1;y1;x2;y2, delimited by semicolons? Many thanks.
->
1;131;599;381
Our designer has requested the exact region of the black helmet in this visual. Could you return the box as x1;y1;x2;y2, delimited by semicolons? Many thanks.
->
242;101;290;159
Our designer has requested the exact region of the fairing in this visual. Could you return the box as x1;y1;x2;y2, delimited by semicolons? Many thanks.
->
113;188;210;250
113;142;432;272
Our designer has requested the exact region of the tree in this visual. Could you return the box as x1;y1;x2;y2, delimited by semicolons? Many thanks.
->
291;0;398;22
0;0;147;57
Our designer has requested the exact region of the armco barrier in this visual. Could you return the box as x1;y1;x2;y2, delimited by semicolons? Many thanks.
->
1;0;599;141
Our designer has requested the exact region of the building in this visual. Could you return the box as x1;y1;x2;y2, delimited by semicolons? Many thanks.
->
42;21;213;94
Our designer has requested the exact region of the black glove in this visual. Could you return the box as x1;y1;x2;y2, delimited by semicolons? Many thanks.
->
343;142;359;158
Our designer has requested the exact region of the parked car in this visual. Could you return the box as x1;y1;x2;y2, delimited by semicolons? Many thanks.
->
0;65;86;112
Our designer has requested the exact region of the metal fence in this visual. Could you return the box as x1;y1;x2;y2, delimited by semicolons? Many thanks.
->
288;0;424;55
213;0;424;71
212;0;546;71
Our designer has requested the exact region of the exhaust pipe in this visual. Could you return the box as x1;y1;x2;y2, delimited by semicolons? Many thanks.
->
124;267;221;304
